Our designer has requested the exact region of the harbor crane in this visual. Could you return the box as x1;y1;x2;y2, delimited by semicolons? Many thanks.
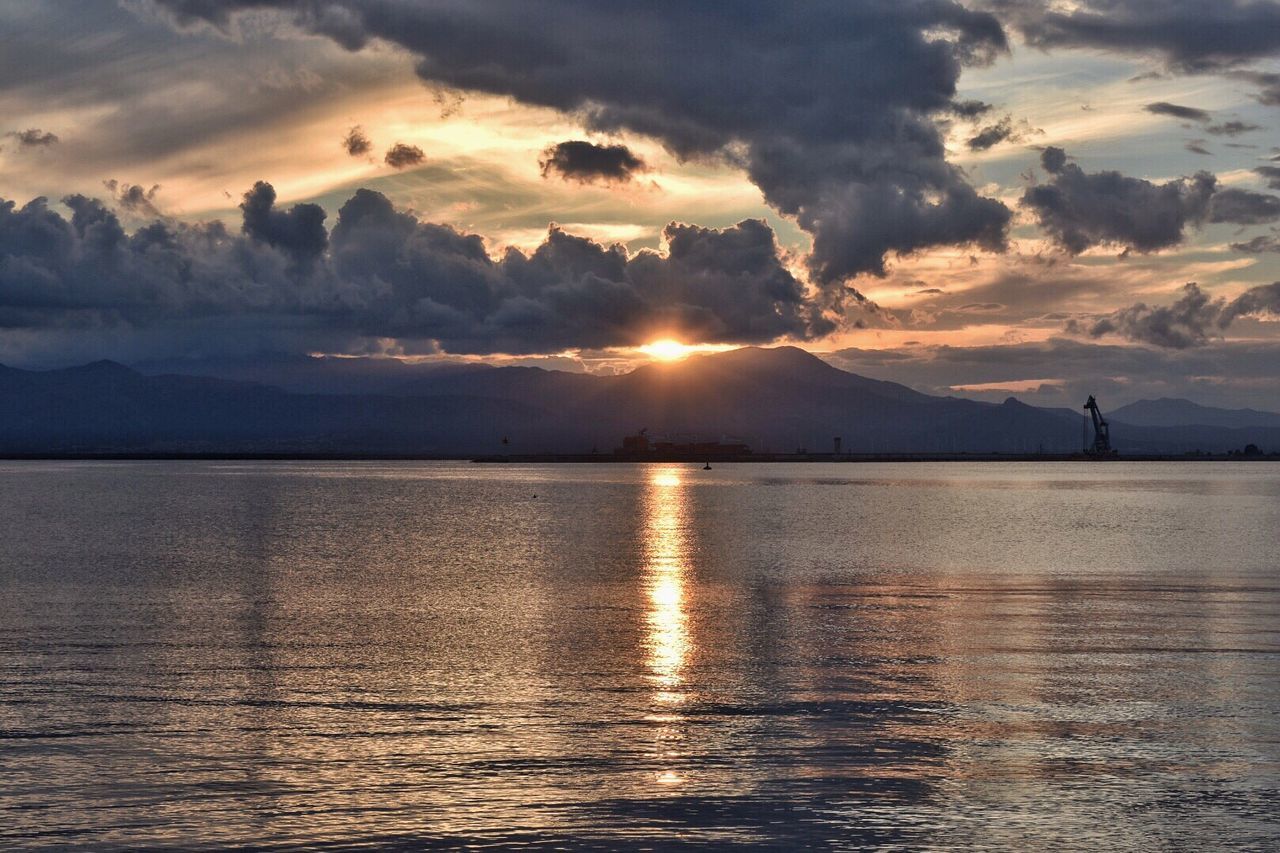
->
1083;395;1116;456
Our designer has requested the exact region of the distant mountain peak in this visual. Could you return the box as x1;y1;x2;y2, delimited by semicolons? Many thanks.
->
678;344;844;376
1111;397;1280;429
1;352;1275;455
68;359;138;377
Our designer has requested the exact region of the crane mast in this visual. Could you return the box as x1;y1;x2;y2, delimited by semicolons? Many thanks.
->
1083;395;1115;456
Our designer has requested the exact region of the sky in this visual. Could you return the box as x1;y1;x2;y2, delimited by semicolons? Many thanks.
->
1;0;1280;408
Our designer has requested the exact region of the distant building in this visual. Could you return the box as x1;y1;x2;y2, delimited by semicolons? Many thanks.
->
615;430;751;457
620;432;651;453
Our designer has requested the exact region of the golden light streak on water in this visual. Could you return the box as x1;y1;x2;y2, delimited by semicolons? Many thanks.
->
642;465;692;706
3;462;1279;847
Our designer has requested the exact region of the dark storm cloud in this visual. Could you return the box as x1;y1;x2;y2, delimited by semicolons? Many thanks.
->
103;180;162;217
1231;70;1280;106
967;116;1016;151
383;142;425;169
239;181;328;270
1254;166;1280;189
142;0;1013;284
1143;104;1260;137
1025;147;1213;252
1231;233;1280;253
0;192;297;336
1023;147;1280;253
1040;146;1067;173
328;189;831;352
5;128;59;147
1222;281;1280;324
0;184;828;357
1071;282;1223;348
1068;281;1280;348
539;141;647;184
342;125;372;156
987;0;1280;71
966;114;1039;151
951;99;994;119
1144;102;1211;122
1205;120;1261;137
1209;188;1280;223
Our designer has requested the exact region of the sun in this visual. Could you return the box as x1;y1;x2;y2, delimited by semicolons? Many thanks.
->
641;339;693;361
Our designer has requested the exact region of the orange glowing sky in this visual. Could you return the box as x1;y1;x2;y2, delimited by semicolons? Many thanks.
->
1;2;1279;407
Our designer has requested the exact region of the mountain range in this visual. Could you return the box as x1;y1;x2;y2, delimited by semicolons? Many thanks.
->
1109;398;1280;430
1;347;1276;455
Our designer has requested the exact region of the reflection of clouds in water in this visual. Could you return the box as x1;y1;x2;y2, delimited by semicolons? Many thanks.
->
644;466;691;705
7;462;1276;848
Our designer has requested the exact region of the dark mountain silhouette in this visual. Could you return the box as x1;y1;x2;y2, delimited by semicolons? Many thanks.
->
396;346;1069;453
0;360;544;454
134;352;490;396
1;347;1276;455
1109;398;1280;429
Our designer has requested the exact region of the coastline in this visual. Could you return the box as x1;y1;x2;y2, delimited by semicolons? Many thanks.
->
0;452;1274;463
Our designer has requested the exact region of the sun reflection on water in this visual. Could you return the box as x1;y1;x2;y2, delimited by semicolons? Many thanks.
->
643;466;692;706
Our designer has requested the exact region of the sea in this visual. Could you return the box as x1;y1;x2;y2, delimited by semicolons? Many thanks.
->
1;461;1277;850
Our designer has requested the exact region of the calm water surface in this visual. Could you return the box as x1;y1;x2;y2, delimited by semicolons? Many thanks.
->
1;461;1278;850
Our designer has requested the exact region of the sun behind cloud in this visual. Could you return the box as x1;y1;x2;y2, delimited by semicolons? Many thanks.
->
640;339;692;361
638;340;742;361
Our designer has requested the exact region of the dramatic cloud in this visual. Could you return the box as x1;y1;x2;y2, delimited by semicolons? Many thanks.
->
1206;120;1261;137
1143;103;1259;136
951;99;994;118
1144;102;1211;122
5;128;59;148
1068;281;1280;348
143;0;1014;284
1040;146;1067;173
992;0;1280;71
342;125;372;157
539;141;647;184
239;181;328;270
1209;188;1280;223
967;116;1015;151
1025;147;1213;252
966;114;1039;151
1231;233;1280;253
329;189;831;352
1024;147;1280;253
1231;70;1280;106
1071;282;1223;348
1222;281;1280;324
383;142;425;169
1254;166;1280;190
0;184;830;358
103;181;162;217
